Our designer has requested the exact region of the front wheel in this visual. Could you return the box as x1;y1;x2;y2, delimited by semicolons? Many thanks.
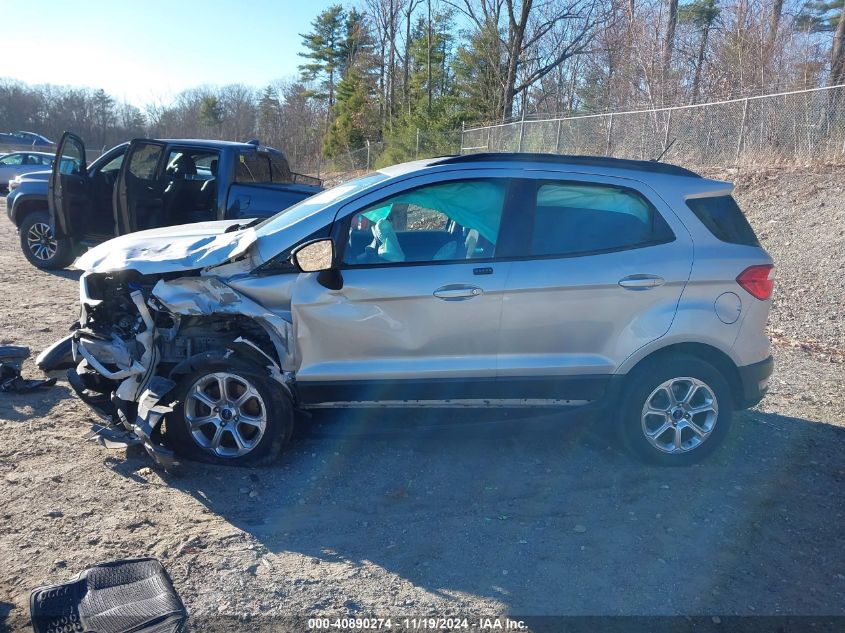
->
165;361;294;466
19;210;75;269
618;355;733;465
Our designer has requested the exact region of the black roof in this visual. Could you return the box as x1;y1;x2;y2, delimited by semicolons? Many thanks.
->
433;152;701;178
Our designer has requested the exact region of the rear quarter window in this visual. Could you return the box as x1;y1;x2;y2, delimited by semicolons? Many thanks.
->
235;152;269;183
236;151;293;184
686;195;760;246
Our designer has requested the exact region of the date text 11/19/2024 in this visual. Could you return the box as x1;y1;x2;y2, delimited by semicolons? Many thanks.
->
308;617;528;630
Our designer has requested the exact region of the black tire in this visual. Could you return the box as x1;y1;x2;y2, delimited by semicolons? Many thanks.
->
165;360;294;466
617;354;733;466
19;210;75;270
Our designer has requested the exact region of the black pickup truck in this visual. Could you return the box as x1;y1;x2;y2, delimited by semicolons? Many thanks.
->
5;133;322;269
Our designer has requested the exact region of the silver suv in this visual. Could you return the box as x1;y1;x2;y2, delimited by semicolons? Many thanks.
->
47;153;774;467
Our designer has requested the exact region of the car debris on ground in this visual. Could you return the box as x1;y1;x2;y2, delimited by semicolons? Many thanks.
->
0;346;55;393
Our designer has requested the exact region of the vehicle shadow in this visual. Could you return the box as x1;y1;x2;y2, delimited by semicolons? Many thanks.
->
45;268;82;282
168;407;845;615
0;383;73;423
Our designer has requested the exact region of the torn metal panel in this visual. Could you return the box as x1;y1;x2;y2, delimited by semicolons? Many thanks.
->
151;277;295;371
75;220;258;275
230;336;295;398
133;377;182;473
86;423;143;449
74;335;143;380
35;334;75;372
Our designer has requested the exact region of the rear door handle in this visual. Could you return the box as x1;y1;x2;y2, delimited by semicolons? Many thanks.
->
618;274;665;290
433;285;483;301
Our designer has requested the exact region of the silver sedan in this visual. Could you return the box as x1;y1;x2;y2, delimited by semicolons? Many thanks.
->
0;151;54;188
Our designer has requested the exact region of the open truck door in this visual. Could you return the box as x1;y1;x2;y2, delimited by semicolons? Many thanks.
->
48;132;91;240
114;139;167;236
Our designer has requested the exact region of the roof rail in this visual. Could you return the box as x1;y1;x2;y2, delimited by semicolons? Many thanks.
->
433;152;701;178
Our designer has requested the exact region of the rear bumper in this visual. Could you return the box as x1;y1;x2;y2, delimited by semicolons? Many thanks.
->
736;355;774;409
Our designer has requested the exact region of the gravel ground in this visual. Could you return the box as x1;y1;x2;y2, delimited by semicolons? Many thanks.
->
1;168;844;632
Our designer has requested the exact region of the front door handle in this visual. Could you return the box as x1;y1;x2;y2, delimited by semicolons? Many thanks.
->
433;285;483;301
618;274;666;290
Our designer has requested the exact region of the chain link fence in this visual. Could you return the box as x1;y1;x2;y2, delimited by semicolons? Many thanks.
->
460;84;845;169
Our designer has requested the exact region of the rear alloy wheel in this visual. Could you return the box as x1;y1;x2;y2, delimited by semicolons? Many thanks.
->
641;376;718;454
619;355;732;465
19;210;75;269
166;361;293;466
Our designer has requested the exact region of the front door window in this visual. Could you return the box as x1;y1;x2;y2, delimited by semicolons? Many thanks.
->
342;179;508;266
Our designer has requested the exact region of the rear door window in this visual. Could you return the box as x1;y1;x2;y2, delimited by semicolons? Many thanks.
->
686;195;760;246
526;181;674;257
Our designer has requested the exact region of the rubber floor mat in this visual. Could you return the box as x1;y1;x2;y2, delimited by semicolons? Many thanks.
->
29;558;187;633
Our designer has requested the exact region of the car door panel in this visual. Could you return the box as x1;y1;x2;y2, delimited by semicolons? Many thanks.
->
498;173;694;387
114;140;167;235
289;172;513;402
292;261;510;386
499;244;691;374
48;132;91;239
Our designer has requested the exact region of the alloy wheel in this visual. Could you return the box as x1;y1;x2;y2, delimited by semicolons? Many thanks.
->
26;222;58;261
184;372;267;458
641;376;718;454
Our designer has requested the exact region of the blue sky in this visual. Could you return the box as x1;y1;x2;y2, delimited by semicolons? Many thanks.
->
2;0;340;107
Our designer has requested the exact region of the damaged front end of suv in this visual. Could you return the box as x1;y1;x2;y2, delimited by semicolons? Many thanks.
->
52;221;303;471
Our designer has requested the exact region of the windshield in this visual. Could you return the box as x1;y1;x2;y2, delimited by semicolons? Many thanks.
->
254;172;388;237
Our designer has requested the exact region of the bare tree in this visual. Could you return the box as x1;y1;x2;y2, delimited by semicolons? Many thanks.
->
451;0;605;119
832;0;845;85
662;0;679;93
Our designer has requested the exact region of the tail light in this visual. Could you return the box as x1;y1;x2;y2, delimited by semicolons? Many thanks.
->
736;264;774;300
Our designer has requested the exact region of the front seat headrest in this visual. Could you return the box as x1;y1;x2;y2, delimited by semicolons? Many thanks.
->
171;154;197;177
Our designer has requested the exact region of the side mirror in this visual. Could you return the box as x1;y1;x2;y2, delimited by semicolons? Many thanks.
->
291;238;334;272
291;239;344;290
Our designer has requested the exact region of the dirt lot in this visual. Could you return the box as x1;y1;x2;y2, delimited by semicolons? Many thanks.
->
1;167;844;631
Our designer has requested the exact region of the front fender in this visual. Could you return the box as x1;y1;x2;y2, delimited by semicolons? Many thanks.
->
7;191;48;227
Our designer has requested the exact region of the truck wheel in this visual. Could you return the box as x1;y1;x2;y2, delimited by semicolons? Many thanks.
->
19;211;75;269
165;361;293;466
618;354;733;466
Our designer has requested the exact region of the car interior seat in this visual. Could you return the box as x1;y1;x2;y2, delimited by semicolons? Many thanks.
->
164;154;203;225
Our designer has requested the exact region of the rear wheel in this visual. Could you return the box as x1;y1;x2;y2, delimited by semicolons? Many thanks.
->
166;361;293;466
19;210;75;269
618;355;732;465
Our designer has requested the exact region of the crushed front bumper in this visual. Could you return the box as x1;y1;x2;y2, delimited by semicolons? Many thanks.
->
65;288;183;473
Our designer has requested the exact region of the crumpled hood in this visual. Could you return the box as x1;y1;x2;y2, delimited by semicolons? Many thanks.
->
75;220;257;274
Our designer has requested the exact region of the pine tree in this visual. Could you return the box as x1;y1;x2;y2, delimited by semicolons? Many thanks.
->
257;85;282;145
199;95;224;136
299;5;347;108
798;0;845;85
679;0;721;104
323;68;378;158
